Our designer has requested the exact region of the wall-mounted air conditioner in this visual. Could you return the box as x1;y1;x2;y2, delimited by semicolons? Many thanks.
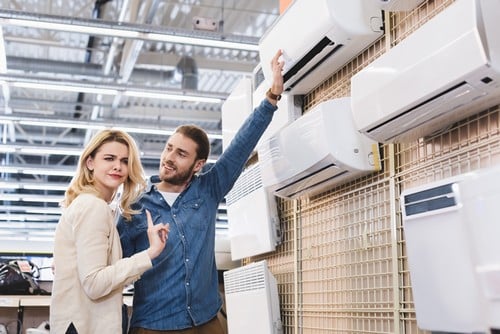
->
374;0;425;11
251;64;302;146
401;174;484;332
259;0;383;95
225;163;281;260
351;0;500;143
222;68;301;260
224;260;282;334
258;97;381;199
222;65;301;151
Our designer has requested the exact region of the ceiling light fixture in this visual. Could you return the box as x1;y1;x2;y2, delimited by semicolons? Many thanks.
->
0;144;83;156
0;165;75;177
0;115;223;140
0;75;225;104
0;193;63;203
0;181;68;191
0;10;260;52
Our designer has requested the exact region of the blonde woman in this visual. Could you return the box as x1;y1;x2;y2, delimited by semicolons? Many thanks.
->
50;129;169;334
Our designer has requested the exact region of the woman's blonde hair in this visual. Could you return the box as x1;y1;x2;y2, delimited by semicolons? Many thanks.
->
62;129;146;220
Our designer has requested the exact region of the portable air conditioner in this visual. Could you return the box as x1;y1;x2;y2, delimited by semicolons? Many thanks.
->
351;0;500;143
258;97;381;199
224;260;282;334
401;174;485;332
374;0;425;11
459;165;500;331
225;162;281;260
259;0;383;95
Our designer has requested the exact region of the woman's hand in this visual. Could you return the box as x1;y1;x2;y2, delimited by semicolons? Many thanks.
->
145;210;170;259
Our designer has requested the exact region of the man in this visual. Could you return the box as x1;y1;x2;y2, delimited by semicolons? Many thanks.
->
117;49;284;333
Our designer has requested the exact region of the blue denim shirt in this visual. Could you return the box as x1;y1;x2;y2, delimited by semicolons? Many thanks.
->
117;98;277;330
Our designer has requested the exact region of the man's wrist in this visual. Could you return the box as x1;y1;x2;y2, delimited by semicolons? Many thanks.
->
266;88;281;101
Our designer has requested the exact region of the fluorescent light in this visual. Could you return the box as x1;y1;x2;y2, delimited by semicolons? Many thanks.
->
0;181;68;191
0;115;223;140
1;165;75;176
145;32;259;51
12;81;119;95
0;193;63;203
0;144;82;156
0;13;259;52
0;74;226;104
25;207;62;215
0;204;61;214
0;216;59;223
123;90;222;103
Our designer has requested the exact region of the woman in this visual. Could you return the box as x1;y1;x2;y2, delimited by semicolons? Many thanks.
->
50;129;169;334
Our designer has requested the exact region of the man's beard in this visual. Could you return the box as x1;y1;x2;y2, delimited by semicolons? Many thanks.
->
160;161;196;186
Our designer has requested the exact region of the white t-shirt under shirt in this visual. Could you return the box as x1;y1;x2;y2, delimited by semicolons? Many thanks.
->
159;191;180;207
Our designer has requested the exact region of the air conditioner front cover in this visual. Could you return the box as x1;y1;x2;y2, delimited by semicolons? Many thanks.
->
258;97;381;199
259;0;382;94
351;0;500;143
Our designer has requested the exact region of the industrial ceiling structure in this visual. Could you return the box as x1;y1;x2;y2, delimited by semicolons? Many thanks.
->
0;0;280;251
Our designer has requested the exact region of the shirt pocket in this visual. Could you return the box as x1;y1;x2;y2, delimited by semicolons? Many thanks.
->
180;198;206;231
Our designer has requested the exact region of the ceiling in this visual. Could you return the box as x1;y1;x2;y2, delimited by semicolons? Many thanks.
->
0;0;280;251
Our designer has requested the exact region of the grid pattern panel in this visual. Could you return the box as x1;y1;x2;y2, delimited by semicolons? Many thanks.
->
298;180;393;333
238;1;500;333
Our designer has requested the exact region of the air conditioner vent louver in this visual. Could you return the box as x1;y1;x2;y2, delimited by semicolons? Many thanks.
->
403;183;458;216
226;163;263;206
224;262;267;294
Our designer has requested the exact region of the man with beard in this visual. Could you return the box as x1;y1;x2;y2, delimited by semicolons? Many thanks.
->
116;48;284;334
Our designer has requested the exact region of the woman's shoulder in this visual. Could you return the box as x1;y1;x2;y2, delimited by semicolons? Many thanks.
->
70;193;108;210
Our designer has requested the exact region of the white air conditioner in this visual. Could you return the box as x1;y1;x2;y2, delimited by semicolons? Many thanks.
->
226;163;281;260
374;0;425;11
259;0;383;95
258;97;381;199
222;67;300;260
351;0;500;143
459;165;500;331
222;65;300;151
252;64;301;146
401;174;484;332
224;260;282;334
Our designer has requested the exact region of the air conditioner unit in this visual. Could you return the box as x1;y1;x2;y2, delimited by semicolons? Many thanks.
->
222;65;300;151
223;260;282;334
258;97;381;199
252;64;301;146
401;174;484;332
459;165;500;331
259;0;383;95
225;163;281;260
351;0;500;143
374;0;425;11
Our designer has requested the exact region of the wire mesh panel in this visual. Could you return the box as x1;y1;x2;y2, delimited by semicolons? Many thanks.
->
235;1;500;333
297;179;393;333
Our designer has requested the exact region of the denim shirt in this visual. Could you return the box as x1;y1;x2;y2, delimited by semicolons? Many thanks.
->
117;98;277;330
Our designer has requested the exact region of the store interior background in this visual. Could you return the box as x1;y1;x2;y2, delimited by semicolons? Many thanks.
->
2;0;500;333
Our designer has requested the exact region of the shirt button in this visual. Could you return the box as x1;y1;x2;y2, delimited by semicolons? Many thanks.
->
186;282;190;286
186;258;189;262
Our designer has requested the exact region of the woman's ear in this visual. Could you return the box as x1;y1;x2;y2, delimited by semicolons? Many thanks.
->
86;157;94;171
